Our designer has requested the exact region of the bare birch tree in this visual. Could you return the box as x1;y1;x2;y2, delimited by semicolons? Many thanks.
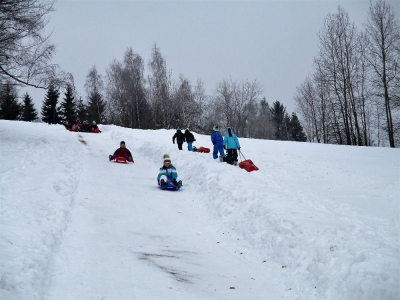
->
215;78;262;137
364;0;400;147
147;44;172;129
105;48;149;128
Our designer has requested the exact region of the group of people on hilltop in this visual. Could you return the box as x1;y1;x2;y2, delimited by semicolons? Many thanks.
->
64;120;101;133
172;125;241;166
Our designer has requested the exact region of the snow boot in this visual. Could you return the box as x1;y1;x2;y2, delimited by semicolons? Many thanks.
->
219;156;225;162
160;179;166;185
177;180;182;186
233;160;238;166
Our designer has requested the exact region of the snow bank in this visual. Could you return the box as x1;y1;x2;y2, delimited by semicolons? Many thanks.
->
0;121;399;300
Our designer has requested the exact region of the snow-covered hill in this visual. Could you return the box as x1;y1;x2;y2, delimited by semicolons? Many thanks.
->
0;120;398;300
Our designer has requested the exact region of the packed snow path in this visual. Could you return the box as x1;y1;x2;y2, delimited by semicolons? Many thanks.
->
44;128;289;299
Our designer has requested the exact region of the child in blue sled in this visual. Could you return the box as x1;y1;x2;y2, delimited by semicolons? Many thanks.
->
157;154;182;186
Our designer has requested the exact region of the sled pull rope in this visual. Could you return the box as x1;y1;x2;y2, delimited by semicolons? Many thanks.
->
238;149;246;162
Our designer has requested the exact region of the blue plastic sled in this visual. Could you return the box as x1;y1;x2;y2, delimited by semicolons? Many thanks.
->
158;181;182;191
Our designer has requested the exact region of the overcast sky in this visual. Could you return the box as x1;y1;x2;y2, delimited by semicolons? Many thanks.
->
23;0;399;115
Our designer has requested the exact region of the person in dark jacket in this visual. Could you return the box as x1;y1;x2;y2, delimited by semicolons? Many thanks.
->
109;141;133;162
222;126;241;165
81;120;91;132
172;127;185;150
184;128;196;151
211;125;225;159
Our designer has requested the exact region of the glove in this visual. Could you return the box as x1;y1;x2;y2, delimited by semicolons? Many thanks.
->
213;142;215;145
173;141;175;144
238;147;241;150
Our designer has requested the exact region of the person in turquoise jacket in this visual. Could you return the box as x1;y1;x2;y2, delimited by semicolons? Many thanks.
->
223;127;241;165
157;154;182;186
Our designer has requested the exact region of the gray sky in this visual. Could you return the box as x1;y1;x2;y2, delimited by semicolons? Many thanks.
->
23;0;399;115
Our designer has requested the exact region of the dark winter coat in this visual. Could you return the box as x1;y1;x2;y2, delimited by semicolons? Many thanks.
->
81;123;91;132
184;130;195;143
113;147;133;158
172;130;185;144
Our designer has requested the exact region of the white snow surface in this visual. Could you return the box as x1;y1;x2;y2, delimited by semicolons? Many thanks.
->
0;120;399;300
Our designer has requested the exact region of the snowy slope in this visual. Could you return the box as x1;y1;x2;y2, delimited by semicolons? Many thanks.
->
0;120;399;300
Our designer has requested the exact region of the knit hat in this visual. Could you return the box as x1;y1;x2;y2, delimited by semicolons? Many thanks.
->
213;125;219;131
163;154;171;163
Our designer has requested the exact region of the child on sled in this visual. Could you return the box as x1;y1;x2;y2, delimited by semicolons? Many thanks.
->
109;141;133;162
157;154;182;186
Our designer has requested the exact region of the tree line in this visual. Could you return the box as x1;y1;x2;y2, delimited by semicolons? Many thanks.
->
295;1;399;147
1;0;398;147
0;44;307;142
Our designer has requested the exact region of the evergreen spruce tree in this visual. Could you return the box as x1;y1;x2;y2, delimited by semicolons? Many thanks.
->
288;112;307;142
59;84;77;125
76;97;88;122
21;93;38;121
270;100;288;140
0;83;22;120
87;91;106;124
41;84;60;124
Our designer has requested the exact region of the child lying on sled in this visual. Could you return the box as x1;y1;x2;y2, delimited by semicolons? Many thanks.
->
157;154;182;186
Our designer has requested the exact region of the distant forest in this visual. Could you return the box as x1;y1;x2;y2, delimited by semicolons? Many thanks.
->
1;0;398;147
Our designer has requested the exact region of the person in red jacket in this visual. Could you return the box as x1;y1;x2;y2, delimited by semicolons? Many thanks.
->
91;121;101;133
109;141;133;162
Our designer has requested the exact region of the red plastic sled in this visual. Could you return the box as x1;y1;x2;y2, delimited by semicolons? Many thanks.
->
196;147;210;153
115;156;134;163
239;159;259;172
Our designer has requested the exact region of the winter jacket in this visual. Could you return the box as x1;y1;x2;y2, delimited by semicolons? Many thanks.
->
91;124;101;133
223;127;240;149
113;147;133;158
211;130;223;146
172;130;185;144
184;130;195;143
157;165;178;181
